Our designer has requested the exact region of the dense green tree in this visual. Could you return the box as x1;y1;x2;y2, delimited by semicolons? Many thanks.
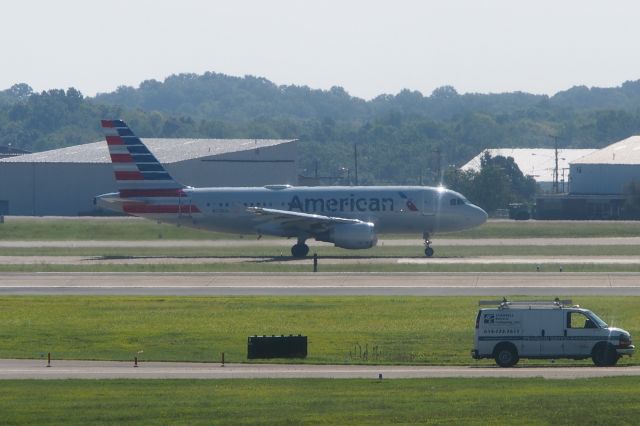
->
479;153;537;201
470;163;512;213
444;153;535;213
4;73;640;188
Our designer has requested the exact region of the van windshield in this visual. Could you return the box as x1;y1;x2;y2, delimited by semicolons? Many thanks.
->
586;311;608;328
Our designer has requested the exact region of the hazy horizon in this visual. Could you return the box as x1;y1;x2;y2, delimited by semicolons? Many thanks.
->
4;0;640;100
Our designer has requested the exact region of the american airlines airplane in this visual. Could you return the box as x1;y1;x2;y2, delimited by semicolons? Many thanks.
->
96;120;487;257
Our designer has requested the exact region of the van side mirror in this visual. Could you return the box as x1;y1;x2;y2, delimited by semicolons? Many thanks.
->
585;319;597;329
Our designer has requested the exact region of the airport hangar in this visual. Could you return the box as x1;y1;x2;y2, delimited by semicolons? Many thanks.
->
462;137;640;219
536;135;640;219
0;137;297;216
461;148;597;193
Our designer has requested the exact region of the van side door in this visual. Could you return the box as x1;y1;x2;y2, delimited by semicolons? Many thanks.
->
539;310;564;356
519;311;541;356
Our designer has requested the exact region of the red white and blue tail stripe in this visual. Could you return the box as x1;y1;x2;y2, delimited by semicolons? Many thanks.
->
101;119;200;215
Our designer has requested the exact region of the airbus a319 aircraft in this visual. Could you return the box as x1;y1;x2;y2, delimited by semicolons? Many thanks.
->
96;120;487;257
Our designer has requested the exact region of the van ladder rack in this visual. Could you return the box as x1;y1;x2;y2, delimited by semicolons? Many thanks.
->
478;298;572;308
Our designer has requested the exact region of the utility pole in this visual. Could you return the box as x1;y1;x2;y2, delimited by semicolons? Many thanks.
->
354;143;359;186
551;135;559;194
432;148;442;185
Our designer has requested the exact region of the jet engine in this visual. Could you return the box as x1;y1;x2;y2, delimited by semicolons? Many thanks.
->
317;222;378;249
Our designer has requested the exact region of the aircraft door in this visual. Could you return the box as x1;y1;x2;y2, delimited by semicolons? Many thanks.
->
422;191;435;216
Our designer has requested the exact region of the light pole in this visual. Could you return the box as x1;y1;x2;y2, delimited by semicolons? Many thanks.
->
340;167;350;185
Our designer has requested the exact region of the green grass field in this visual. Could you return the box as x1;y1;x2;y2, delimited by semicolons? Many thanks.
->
0;218;232;240
0;296;637;365
445;220;640;238
2;217;640;240
2;218;639;423
1;378;639;425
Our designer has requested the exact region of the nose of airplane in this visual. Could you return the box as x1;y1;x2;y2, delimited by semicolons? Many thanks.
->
468;204;488;227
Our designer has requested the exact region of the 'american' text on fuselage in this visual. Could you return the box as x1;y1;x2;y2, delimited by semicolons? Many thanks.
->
288;195;395;213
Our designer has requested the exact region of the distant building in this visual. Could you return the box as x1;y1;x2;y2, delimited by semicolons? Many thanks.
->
461;148;597;192
569;136;640;195
0;145;30;159
536;136;640;219
0;138;297;216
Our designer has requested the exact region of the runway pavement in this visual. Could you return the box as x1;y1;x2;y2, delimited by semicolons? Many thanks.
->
1;272;640;295
0;359;638;379
2;237;640;247
1;255;639;266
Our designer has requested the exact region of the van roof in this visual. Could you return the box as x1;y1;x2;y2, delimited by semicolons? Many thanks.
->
479;299;572;309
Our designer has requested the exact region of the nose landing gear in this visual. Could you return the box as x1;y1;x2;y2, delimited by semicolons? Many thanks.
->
423;232;434;257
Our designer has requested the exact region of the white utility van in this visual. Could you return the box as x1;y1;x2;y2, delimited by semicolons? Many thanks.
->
472;299;635;367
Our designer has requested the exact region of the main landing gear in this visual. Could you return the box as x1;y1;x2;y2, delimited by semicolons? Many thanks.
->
291;239;310;258
423;232;434;257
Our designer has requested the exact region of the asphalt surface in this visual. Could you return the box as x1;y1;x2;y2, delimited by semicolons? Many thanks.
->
2;255;639;266
1;272;640;295
1;359;638;379
2;237;640;247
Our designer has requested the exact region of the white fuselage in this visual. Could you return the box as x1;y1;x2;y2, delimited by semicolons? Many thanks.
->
119;185;488;237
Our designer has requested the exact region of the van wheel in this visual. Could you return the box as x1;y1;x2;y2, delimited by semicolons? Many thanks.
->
494;343;519;367
592;343;618;367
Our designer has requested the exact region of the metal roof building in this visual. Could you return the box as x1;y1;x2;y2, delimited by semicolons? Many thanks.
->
461;148;597;192
0;138;297;215
0;146;30;159
569;136;640;195
535;136;640;220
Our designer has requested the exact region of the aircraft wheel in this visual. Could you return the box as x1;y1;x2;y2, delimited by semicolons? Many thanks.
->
291;243;310;258
425;247;434;257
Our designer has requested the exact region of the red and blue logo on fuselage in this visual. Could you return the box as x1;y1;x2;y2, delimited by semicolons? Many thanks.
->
398;191;418;212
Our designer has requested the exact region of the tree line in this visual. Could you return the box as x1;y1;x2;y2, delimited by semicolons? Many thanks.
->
2;74;640;212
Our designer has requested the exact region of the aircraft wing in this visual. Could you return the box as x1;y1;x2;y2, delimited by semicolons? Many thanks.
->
246;207;370;233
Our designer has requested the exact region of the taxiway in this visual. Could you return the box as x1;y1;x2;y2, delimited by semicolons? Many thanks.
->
1;272;640;296
0;359;637;380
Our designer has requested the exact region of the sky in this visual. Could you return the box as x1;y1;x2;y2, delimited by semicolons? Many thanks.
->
3;0;640;99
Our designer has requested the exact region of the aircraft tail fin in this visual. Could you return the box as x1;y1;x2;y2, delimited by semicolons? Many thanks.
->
101;119;185;198
100;120;200;216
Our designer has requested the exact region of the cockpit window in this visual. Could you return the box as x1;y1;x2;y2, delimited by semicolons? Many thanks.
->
450;198;465;206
